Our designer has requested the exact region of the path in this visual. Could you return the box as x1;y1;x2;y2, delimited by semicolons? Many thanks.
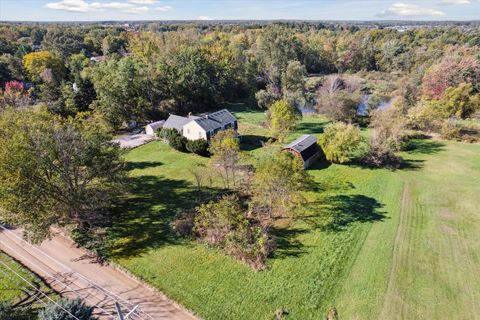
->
0;226;197;320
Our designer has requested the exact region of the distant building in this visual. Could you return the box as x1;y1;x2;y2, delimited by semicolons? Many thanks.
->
283;134;322;169
163;109;238;141
90;56;108;63
145;120;165;136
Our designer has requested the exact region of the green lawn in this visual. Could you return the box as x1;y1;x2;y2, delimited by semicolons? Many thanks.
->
0;253;56;309
109;106;480;319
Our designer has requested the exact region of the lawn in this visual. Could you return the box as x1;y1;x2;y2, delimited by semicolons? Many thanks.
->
109;105;480;319
0;253;57;309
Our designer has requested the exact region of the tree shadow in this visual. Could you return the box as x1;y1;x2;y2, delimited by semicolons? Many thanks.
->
405;139;446;155
106;174;210;258
270;227;309;259
304;194;386;231
126;161;163;171
296;121;328;134
240;135;269;151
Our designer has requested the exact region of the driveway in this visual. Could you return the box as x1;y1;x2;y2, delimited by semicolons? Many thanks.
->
112;134;153;149
0;226;197;320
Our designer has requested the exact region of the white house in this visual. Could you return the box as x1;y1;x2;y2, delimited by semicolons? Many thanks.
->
163;109;237;141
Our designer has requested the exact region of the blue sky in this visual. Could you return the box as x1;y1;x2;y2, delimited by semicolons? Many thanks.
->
1;0;479;21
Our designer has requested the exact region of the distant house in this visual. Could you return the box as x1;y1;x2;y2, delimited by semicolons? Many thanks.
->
163;109;238;141
283;134;322;169
90;56;108;63
145;120;165;136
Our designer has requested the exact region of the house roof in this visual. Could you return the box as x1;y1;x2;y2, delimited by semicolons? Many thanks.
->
284;134;320;161
193;109;237;132
163;115;193;132
146;120;165;131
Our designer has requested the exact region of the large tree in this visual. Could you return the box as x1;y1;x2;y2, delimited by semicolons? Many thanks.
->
0;109;125;242
251;149;312;220
268;99;300;142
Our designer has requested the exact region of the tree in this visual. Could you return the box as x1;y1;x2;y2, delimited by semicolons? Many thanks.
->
156;47;218;112
319;122;366;164
39;298;96;320
440;83;480;119
251;149;312;220
0;80;31;110
89;57;150;128
22;51;63;82
0;109;125;242
41;27;84;60
316;75;361;123
268;99;300;142
282;60;307;107
209;129;240;189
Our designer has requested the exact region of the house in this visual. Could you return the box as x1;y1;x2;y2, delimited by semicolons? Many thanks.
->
163;109;238;141
145;120;165;136
283;134;322;169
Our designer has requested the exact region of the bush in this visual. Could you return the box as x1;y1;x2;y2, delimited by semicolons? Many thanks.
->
193;194;274;270
362;140;402;169
169;134;188;152
440;120;461;141
0;302;34;320
319;122;366;164
186;139;209;156
157;128;179;142
39;298;95;320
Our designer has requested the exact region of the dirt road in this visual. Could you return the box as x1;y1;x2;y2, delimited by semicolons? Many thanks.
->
0;226;197;320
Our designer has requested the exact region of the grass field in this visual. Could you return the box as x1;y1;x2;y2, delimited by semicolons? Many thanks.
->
0;253;56;309
110;105;480;319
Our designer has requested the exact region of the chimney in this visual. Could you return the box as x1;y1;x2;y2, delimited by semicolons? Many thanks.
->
188;112;192;118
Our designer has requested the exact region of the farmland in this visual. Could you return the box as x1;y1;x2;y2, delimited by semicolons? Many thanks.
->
109;106;480;319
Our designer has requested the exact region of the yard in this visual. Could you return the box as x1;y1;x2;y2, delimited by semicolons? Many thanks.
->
108;105;480;319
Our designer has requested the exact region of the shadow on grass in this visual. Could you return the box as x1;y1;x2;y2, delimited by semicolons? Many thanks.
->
296;121;328;135
405;139;446;155
305;194;386;231
126;161;163;171
271;227;309;259
240;134;268;151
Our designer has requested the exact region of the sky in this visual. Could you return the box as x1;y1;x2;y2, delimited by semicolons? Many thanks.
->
0;0;479;21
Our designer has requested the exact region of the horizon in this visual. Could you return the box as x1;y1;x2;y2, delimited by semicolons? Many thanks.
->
1;0;479;22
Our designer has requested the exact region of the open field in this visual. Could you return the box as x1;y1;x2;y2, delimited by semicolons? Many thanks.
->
109;106;480;319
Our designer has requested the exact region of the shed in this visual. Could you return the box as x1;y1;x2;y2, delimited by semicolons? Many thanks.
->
145;120;165;136
283;134;322;169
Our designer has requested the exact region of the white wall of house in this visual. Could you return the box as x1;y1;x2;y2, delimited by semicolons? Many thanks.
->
183;121;207;140
145;125;156;136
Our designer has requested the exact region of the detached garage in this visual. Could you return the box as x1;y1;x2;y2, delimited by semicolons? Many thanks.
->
283;134;322;169
145;120;165;136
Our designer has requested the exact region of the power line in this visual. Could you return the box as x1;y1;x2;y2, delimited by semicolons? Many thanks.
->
0;225;151;319
0;258;80;320
0;236;116;318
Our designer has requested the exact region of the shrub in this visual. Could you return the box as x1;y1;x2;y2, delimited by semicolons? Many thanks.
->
0;302;34;320
440;120;461;141
186;138;209;156
169;134;187;152
319;122;366;164
39;298;95;320
157;128;178;142
193;194;274;269
362;139;402;169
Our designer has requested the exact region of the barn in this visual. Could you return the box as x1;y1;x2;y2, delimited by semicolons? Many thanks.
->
283;134;322;169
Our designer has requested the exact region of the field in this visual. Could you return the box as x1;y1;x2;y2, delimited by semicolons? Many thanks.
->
0;253;56;309
109;105;480;319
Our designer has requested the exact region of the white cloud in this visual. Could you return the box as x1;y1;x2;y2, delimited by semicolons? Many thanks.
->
439;0;470;4
155;5;173;12
45;0;152;13
128;0;159;4
198;15;213;20
377;3;445;17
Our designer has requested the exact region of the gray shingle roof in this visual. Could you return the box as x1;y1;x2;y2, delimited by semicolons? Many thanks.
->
163;115;192;132
284;134;320;161
193;109;237;132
